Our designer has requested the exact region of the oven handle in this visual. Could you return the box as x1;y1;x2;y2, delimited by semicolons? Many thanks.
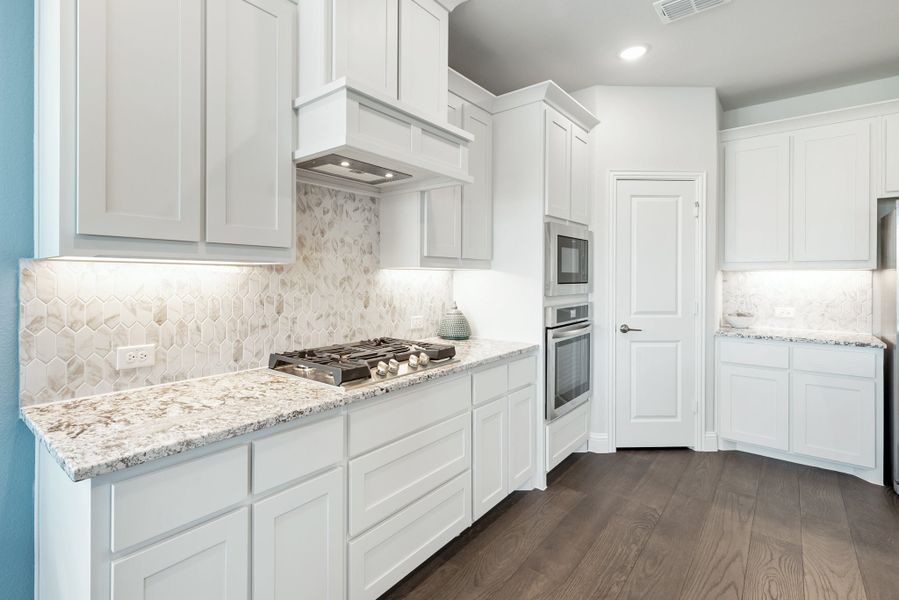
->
549;323;592;340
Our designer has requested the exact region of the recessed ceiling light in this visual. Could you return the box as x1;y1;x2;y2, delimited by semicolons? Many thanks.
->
385;172;394;179
619;45;649;61
340;160;351;167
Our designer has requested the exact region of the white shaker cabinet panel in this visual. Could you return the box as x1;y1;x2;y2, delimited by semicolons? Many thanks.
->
544;106;572;221
336;0;399;99
111;509;249;600
792;120;872;263
76;0;203;242
791;372;876;468
472;397;508;520
508;385;536;490
885;113;899;197
569;127;591;225
205;0;295;248
447;92;465;128
723;134;791;264
461;103;493;260
718;364;789;451
398;0;449;120
423;186;463;259
253;468;345;600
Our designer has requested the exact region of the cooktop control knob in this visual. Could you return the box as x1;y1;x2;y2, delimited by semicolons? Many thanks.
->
387;359;400;374
376;361;388;376
409;354;420;368
418;352;430;366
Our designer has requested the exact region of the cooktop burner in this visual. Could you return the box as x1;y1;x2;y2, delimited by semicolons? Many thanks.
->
269;338;457;387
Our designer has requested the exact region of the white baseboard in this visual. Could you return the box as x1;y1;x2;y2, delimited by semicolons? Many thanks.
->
588;433;613;453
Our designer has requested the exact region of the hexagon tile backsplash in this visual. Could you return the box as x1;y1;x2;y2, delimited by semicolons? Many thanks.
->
19;184;453;407
721;270;873;333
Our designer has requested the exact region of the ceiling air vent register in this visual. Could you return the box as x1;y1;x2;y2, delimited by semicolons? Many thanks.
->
653;0;732;23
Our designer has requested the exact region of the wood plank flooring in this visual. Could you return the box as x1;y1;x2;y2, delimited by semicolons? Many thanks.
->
381;450;899;600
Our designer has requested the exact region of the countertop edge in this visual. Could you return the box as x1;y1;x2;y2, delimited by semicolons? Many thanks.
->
715;328;886;350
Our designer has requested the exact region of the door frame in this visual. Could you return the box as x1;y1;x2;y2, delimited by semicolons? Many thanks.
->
606;171;708;451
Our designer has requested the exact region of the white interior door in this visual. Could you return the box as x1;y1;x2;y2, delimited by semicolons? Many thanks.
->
615;179;697;447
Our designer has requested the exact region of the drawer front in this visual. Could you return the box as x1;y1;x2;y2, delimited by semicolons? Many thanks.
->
473;364;508;406
111;445;249;552
792;345;877;379
546;401;590;471
348;472;471;600
719;339;789;369
349;375;470;457
508;356;537;391
348;413;470;536
253;414;345;495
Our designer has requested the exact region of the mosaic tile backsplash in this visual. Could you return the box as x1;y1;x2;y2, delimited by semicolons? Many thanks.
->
19;184;453;406
721;270;873;333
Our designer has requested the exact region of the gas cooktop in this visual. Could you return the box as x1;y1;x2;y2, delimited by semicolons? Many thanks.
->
269;337;457;388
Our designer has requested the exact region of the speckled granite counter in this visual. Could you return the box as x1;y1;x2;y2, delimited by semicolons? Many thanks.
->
716;327;886;349
21;338;538;482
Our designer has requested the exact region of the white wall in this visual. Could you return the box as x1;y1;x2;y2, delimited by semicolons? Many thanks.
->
570;85;720;441
722;74;899;129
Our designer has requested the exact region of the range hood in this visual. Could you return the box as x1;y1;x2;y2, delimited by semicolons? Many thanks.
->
293;79;474;195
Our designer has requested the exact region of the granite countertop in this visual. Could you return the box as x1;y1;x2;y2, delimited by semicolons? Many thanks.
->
716;326;886;349
21;338;538;482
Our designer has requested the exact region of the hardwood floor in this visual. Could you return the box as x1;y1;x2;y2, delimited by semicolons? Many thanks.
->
380;450;899;600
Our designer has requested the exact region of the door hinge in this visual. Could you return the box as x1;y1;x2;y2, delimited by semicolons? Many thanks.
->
693;200;700;218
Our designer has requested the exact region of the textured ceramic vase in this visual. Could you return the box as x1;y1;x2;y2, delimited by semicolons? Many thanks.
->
437;302;471;340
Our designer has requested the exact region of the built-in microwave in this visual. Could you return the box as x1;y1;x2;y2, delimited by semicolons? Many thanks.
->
545;222;592;297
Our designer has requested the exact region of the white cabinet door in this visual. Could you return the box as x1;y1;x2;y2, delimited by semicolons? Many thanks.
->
792;120;872;263
545;106;572;220
76;0;203;242
112;509;248;600
423;186;462;259
508;385;536;490
569;127;590;225
884;113;899;197
253;468;344;600
205;0;295;248
718;364;789;451
398;0;448;120
792;372;876;468
461;103;493;260
337;0;399;99
723;134;791;264
447;92;465;128
473;396;508;521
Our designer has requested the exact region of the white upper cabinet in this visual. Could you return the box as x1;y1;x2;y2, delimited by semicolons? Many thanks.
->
792;120;871;263
398;0;449;121
545;107;573;221
423;186;463;259
461;103;493;260
76;0;204;243
569;127;591;225
884;113;899;197
205;0;295;249
723;134;791;265
336;0;398;98
720;115;876;270
35;0;297;262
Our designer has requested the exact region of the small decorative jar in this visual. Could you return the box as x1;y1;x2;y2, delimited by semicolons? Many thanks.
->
437;302;471;340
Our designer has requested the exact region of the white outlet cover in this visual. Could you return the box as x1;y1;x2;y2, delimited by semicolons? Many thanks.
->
115;344;156;370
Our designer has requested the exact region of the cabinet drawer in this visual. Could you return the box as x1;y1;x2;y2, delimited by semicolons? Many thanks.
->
473;364;507;405
349;375;470;457
546;401;590;471
348;413;470;536
792;346;877;379
252;414;344;494
348;472;471;600
719;339;789;369
111;445;249;552
508;356;537;391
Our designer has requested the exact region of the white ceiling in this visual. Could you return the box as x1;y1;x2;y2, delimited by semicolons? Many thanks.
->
448;0;899;109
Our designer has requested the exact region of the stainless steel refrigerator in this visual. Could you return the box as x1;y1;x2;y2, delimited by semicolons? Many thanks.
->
875;198;899;493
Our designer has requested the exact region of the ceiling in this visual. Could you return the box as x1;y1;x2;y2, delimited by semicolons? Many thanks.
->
448;0;899;110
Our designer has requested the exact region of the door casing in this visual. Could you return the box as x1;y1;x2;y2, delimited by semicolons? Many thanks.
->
606;171;708;451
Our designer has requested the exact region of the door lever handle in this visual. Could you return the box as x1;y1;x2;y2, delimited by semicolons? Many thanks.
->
619;324;643;333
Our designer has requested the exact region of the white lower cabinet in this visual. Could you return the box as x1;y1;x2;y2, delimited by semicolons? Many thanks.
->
112;508;249;600
473;397;508;520
718;364;789;451
348;473;472;600
791;373;876;468
508;385;536;490
252;468;345;600
545;400;590;471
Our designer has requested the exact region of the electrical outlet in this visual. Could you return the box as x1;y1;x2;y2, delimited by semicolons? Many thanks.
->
774;306;796;318
115;344;156;370
410;315;425;330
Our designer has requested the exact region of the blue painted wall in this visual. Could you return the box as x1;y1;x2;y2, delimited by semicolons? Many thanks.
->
0;0;35;598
